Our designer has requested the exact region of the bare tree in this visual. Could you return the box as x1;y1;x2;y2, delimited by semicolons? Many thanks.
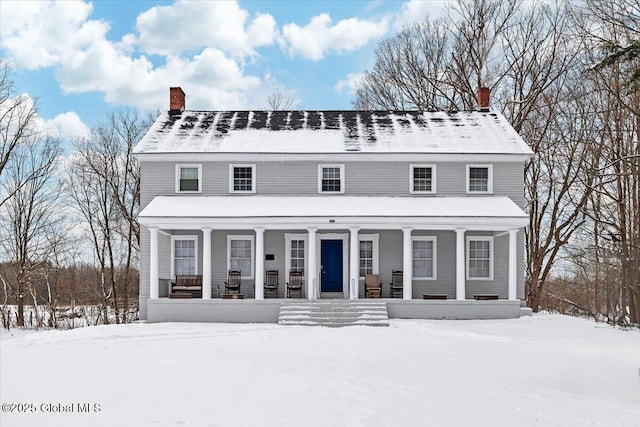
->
65;109;150;324
0;60;39;207
266;91;296;110
0;135;62;326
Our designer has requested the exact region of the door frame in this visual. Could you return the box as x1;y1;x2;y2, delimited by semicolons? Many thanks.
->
317;233;348;298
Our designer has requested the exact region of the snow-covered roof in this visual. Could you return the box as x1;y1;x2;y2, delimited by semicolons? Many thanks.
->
133;110;533;155
138;195;528;229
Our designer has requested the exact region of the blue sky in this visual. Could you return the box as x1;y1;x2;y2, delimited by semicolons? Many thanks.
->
0;0;449;141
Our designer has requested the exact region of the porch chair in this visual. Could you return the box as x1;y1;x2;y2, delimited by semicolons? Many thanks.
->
364;274;382;298
286;270;304;298
224;270;242;294
389;270;403;298
264;269;279;298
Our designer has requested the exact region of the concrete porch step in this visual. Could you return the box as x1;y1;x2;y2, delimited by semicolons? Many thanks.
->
278;300;389;327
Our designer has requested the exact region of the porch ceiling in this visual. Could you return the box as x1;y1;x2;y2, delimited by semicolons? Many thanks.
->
139;196;528;229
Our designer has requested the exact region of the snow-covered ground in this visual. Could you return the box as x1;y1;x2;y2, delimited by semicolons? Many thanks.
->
1;314;638;427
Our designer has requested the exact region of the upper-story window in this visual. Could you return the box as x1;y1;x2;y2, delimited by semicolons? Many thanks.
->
229;164;256;193
410;164;436;194
466;165;493;194
318;164;345;193
176;164;201;193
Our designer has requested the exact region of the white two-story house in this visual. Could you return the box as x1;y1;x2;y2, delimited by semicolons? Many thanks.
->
134;87;532;322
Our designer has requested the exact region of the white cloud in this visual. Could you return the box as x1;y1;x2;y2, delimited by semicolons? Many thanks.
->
395;0;449;29
134;2;277;57
282;13;389;61
0;0;109;70
335;73;365;94
41;111;91;141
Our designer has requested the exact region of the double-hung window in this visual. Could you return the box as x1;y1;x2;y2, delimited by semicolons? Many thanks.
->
466;165;493;193
466;236;493;280
410;165;436;194
318;164;345;193
172;236;197;277
176;164;201;193
412;236;436;279
229;164;256;193
358;234;379;278
227;235;254;279
285;234;307;276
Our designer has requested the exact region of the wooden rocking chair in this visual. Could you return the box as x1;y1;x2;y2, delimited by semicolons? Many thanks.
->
224;270;242;294
364;274;382;298
389;270;403;298
286;270;304;298
264;270;279;298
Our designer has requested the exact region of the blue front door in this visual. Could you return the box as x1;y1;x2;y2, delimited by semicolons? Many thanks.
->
321;240;343;292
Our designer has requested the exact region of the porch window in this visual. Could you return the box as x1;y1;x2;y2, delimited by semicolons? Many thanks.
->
410;165;436;193
290;240;305;273
358;234;379;278
467;165;493;193
318;164;345;193
227;235;254;279
412;236;436;279
176;164;201;193
229;164;256;193
467;236;493;280
172;236;198;277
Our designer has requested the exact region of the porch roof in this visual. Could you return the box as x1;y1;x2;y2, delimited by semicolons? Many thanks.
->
139;196;528;229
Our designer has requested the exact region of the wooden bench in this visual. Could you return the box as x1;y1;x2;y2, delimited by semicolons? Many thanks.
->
474;294;499;300
170;275;203;298
222;293;244;299
423;294;447;300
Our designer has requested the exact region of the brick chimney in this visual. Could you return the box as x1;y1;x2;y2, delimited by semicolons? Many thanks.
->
478;87;490;112
169;87;185;113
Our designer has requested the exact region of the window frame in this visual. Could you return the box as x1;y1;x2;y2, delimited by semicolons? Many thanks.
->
411;236;437;280
317;164;345;194
229;164;256;194
171;235;198;279
175;164;202;193
358;233;379;279
285;233;308;278
227;235;255;280
410;164;437;194
466;164;493;194
466;236;494;281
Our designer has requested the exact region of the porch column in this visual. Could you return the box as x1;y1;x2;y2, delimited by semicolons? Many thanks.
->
202;228;212;299
255;228;265;300
402;228;413;300
149;227;159;299
456;228;466;300
349;227;360;300
307;227;317;300
508;229;518;300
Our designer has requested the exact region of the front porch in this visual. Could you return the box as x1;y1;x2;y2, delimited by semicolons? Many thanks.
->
139;195;529;320
146;298;526;323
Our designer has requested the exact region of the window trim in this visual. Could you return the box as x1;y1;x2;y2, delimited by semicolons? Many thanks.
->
466;236;494;281
285;233;308;279
358;233;379;279
317;164;345;194
170;235;198;279
412;236;437;280
466;164;493;194
229;164;256;194
227;235;255;280
175;164;202;193
410;164;437;194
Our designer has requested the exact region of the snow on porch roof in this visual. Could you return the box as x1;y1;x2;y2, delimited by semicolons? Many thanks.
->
139;196;528;227
133;110;533;155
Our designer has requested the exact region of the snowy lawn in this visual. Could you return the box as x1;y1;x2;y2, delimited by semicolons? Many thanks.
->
1;314;638;427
